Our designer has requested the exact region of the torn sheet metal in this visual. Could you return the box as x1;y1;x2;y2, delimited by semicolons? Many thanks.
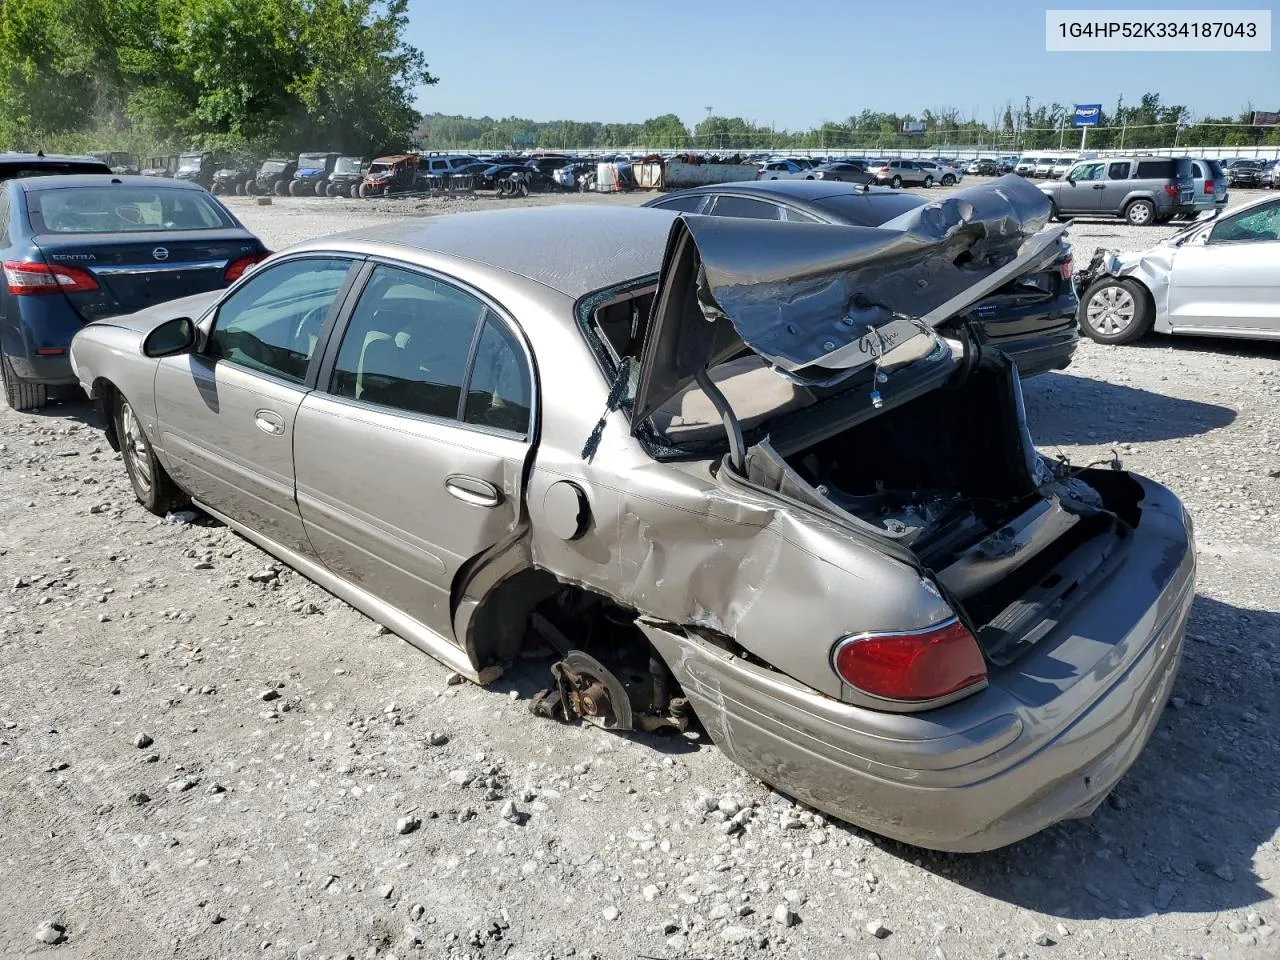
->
633;174;1061;423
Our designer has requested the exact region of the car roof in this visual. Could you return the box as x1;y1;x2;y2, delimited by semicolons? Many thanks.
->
14;173;212;193
333;205;678;299
0;152;104;164
657;179;892;203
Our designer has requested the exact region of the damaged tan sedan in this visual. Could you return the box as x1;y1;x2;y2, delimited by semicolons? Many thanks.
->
68;175;1194;852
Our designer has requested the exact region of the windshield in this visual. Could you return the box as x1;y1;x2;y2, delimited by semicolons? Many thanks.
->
261;161;287;173
28;186;233;234
334;157;362;173
298;154;329;165
367;163;391;175
178;154;204;170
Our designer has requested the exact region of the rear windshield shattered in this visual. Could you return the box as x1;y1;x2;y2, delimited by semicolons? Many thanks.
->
29;187;232;234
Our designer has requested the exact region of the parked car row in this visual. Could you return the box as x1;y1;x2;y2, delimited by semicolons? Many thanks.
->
1039;156;1227;225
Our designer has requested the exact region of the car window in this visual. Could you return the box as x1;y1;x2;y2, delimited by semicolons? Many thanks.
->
206;258;353;384
650;193;704;213
783;207;820;223
463;316;532;434
1135;160;1175;179
709;195;783;220
329;264;487;420
1105;162;1129;180
27;186;231;234
1209;199;1280;244
1070;163;1104;181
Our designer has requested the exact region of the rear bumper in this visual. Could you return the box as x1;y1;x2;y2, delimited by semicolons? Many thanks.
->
983;323;1079;377
7;352;74;384
642;475;1193;852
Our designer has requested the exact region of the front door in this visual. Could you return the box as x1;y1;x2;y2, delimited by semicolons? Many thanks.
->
1167;197;1280;333
153;256;357;556
1057;161;1106;214
293;262;534;641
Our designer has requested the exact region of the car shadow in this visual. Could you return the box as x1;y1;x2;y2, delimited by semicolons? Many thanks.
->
1127;332;1280;363
1023;372;1236;445
820;593;1279;922
14;391;103;429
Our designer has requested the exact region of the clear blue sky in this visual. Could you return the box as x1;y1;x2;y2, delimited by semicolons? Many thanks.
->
403;0;1277;128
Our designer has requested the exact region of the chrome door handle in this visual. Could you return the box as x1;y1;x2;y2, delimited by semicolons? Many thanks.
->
1092;184;1106;189
445;475;502;508
254;409;285;435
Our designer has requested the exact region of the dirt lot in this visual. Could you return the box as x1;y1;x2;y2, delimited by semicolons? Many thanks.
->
2;182;1278;960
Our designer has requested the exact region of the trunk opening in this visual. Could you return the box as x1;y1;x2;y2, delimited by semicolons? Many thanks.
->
740;352;1139;667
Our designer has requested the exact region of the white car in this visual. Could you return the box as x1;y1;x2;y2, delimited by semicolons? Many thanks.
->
1033;157;1059;178
1015;156;1039;176
1050;157;1077;179
1075;194;1280;344
915;159;962;186
757;159;814;180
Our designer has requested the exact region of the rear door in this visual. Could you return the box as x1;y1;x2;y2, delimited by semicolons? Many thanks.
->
1090;160;1132;215
1166;197;1280;333
153;255;359;556
293;262;534;640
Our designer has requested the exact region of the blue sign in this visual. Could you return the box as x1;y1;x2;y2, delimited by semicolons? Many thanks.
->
1073;104;1102;127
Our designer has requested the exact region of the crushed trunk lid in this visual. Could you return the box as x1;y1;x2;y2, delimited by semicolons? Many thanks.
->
633;174;1067;426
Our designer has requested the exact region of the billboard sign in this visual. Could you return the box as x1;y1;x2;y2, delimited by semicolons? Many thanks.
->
901;121;927;136
1073;104;1103;127
1252;111;1280;126
513;134;537;145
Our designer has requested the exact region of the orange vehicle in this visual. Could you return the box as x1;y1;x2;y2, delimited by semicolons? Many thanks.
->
358;154;418;197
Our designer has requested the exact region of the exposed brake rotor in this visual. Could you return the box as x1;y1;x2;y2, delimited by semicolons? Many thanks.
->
550;650;634;732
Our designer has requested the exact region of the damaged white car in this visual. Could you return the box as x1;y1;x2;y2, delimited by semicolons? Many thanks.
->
1076;193;1280;344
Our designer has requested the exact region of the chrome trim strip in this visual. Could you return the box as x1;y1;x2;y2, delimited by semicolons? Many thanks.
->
91;260;227;276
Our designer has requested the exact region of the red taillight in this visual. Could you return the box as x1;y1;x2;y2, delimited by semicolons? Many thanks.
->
1164;184;1179;198
3;260;99;295
1203;179;1214;194
224;252;270;283
833;618;987;703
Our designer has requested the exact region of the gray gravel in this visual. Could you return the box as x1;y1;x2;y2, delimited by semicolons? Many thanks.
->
0;182;1276;959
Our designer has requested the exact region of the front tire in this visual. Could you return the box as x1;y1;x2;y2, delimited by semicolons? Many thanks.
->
941;174;956;186
245;180;258;195
273;180;288;196
115;393;186;516
890;175;902;188
288;180;302;196
1;353;47;411
1124;198;1155;226
235;183;246;196
923;175;934;188
1079;278;1155;345
315;180;327;197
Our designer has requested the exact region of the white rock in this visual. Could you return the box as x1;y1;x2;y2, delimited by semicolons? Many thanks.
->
774;904;798;926
642;884;660;902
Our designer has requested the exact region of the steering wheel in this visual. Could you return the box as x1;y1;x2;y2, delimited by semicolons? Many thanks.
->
291;304;329;353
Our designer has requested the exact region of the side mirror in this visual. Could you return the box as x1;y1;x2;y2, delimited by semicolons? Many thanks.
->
143;316;195;358
1065;175;1075;185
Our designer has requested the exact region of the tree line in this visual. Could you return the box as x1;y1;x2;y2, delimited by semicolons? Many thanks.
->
0;0;434;158
425;94;1280;152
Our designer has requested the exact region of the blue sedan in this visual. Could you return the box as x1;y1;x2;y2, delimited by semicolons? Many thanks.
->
1;174;268;410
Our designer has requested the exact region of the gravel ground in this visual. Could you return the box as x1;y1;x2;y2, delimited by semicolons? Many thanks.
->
1;181;1277;960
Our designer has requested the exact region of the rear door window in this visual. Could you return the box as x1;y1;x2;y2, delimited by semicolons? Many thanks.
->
708;195;783;220
650;193;706;213
1106;162;1130;180
329;264;486;420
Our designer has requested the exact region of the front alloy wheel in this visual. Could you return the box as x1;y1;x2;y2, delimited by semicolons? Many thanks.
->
115;394;187;515
1081;278;1154;345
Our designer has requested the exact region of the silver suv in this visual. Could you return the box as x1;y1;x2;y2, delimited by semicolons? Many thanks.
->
1039;156;1223;226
